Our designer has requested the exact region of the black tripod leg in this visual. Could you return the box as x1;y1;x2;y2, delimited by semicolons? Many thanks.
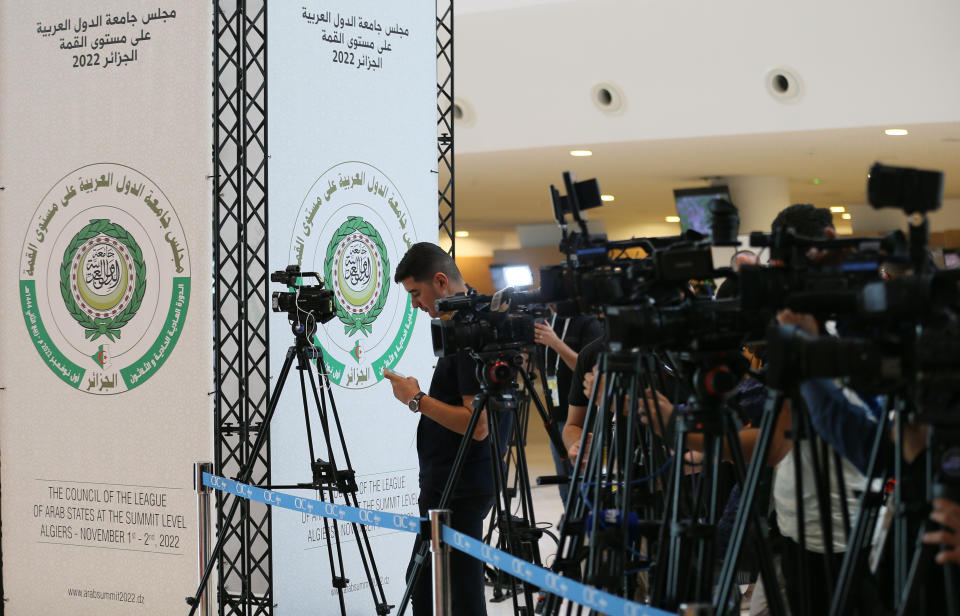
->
789;408;810;616
828;402;892;616
714;390;787;616
311;356;391;612
719;411;785;616
543;377;606;616
187;347;299;615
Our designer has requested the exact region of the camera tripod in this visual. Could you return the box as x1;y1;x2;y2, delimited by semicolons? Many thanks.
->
399;346;568;616
483;354;568;610
648;350;784;616
187;319;391;616
824;401;960;616
543;350;675;615
714;381;872;616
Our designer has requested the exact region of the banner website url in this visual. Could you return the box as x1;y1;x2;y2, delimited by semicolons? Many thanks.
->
67;587;144;604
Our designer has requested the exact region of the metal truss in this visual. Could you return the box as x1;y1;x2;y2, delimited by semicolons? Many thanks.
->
437;0;455;255
213;1;272;614
210;2;451;614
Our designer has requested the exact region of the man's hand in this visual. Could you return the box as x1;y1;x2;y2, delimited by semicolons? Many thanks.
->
567;433;593;469
534;322;560;349
923;497;960;564
641;388;674;435
382;368;421;405
776;309;819;335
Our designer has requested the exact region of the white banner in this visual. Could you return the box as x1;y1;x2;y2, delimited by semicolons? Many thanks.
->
267;1;436;613
0;2;213;614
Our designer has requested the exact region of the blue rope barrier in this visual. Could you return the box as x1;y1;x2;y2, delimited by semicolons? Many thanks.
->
202;473;421;533
442;526;672;616
204;473;673;616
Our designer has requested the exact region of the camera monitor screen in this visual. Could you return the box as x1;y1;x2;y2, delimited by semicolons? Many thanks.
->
673;186;731;235
489;264;533;290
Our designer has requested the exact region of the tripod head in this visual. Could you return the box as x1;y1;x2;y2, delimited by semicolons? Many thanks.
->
470;347;528;392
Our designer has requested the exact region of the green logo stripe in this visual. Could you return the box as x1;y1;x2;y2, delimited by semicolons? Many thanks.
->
312;335;347;384
119;278;190;389
371;295;418;378
20;280;84;387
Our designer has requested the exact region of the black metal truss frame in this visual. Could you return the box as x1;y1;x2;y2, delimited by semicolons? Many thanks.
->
437;0;455;254
213;1;271;615
210;2;452;614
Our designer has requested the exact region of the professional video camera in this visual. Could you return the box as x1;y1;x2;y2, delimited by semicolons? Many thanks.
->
270;264;336;330
537;173;740;314
739;162;945;319
533;171;773;356
430;287;546;358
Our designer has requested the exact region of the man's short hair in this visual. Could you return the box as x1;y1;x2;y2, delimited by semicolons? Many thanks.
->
771;203;834;238
394;242;464;284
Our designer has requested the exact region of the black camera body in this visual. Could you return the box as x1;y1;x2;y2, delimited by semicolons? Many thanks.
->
271;265;336;326
430;289;544;357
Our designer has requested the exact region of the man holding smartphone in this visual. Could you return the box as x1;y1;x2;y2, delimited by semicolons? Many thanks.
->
382;242;492;616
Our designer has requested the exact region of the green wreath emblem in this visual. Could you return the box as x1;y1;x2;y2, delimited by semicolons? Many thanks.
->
59;219;147;342
324;216;390;337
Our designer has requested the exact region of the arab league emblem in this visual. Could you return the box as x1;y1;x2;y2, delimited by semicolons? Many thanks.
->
289;161;417;389
19;163;190;394
324;216;390;337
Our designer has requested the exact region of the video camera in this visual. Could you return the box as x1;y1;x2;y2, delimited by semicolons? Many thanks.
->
538;172;737;314
270;265;336;330
739;162;946;321
430;287;546;357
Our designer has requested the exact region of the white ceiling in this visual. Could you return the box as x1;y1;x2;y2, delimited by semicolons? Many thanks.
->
448;0;960;245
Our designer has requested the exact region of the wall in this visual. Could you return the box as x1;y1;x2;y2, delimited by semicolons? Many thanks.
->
457;255;496;293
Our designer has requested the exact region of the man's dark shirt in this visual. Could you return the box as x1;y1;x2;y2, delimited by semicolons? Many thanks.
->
418;350;490;497
545;315;604;422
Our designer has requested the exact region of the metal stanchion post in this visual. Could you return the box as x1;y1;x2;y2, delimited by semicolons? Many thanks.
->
194;462;213;616
429;509;452;616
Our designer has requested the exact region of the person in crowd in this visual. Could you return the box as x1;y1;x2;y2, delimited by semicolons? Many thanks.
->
560;336;605;467
756;205;881;615
382;242;492;616
533;310;603;504
923;496;960;564
730;249;759;271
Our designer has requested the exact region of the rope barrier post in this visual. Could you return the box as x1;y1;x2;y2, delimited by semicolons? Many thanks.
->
193;463;213;616
429;509;452;616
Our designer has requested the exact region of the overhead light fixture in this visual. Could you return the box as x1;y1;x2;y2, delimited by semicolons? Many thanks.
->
841;213;852;220
829;206;846;213
601;194;615;202
569;149;593;157
665;216;681;223
454;230;469;238
884;128;909;136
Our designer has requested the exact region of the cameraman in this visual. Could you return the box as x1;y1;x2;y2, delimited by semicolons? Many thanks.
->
383;242;492;616
534;312;603;503
765;204;879;615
